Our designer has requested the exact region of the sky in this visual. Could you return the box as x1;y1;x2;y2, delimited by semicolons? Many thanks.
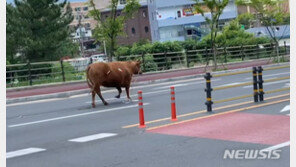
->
6;0;87;4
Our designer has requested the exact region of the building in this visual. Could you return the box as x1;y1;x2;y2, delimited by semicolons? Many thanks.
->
246;25;290;46
100;0;152;45
237;0;289;28
69;2;99;56
148;0;238;42
69;2;97;32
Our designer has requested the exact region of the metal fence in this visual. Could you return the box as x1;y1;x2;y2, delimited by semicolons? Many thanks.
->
6;42;290;88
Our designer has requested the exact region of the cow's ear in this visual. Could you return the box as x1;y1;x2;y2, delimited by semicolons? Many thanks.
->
136;60;141;64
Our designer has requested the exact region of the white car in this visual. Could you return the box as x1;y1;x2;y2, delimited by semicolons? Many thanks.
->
91;54;108;62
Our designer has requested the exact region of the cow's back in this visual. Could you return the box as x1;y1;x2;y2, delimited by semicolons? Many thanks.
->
88;62;132;87
88;62;110;85
107;62;133;87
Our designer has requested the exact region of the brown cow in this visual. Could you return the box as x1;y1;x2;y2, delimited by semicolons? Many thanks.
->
86;60;142;108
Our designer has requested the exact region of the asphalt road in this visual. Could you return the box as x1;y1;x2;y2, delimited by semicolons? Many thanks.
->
6;66;290;167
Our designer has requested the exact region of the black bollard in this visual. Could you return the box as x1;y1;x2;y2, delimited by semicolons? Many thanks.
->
257;66;264;101
204;73;213;112
252;67;259;102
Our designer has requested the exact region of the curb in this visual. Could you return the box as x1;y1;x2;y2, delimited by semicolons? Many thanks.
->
6;62;289;104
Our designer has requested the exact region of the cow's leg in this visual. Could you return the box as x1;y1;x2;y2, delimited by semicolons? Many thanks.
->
125;85;132;101
115;86;122;98
92;91;96;108
95;85;108;105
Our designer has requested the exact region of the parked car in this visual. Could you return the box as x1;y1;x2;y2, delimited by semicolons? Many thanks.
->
91;54;108;62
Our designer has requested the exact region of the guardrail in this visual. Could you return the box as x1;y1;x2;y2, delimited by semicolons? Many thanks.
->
204;65;290;112
6;42;290;88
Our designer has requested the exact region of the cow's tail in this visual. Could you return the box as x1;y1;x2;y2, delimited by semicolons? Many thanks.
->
86;66;94;92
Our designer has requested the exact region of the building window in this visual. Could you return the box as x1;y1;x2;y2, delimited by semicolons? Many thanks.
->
177;11;181;18
75;7;81;11
187;29;192;35
145;26;149;33
83;7;88;11
143;10;146;17
131;27;136;34
120;0;126;4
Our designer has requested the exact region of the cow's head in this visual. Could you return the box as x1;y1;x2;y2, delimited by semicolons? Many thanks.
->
132;60;142;75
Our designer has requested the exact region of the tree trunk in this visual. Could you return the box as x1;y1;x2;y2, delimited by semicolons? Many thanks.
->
109;38;115;62
212;43;217;70
275;41;280;63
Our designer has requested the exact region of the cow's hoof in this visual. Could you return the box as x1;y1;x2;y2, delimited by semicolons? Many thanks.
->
103;102;109;105
115;95;120;99
92;104;96;108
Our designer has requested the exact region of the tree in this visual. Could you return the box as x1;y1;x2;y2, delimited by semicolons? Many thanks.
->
11;0;74;62
213;20;269;47
236;0;290;62
193;0;229;70
88;0;140;62
6;3;22;64
236;13;255;29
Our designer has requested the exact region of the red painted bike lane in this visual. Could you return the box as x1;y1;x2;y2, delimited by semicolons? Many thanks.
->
148;112;290;146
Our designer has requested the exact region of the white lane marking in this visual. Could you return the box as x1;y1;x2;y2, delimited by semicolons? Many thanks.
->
243;79;290;88
7;148;46;159
6;98;69;107
69;133;117;143
215;82;242;87
154;83;188;90
7;77;206;107
86;89;168;104
262;141;290;151
8;103;149;128
280;105;290;113
283;83;290;88
86;98;138;104
244;72;290;80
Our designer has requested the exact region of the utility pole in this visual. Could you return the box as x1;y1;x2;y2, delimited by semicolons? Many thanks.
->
78;12;85;57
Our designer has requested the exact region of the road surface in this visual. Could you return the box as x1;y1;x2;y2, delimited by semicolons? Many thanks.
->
7;66;290;167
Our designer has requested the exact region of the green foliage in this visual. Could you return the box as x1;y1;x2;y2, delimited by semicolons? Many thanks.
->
131;42;152;55
8;0;74;62
201;20;270;47
6;3;22;64
143;54;158;72
192;0;230;69
236;0;290;41
88;0;140;61
237;13;255;29
115;46;131;57
149;41;183;53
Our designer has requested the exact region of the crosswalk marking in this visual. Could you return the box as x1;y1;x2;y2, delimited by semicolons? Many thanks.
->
7;148;46;159
262;141;290;151
69;133;117;143
280;105;290;113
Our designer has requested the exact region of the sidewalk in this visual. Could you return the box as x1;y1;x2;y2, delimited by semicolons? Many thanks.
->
6;59;277;101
